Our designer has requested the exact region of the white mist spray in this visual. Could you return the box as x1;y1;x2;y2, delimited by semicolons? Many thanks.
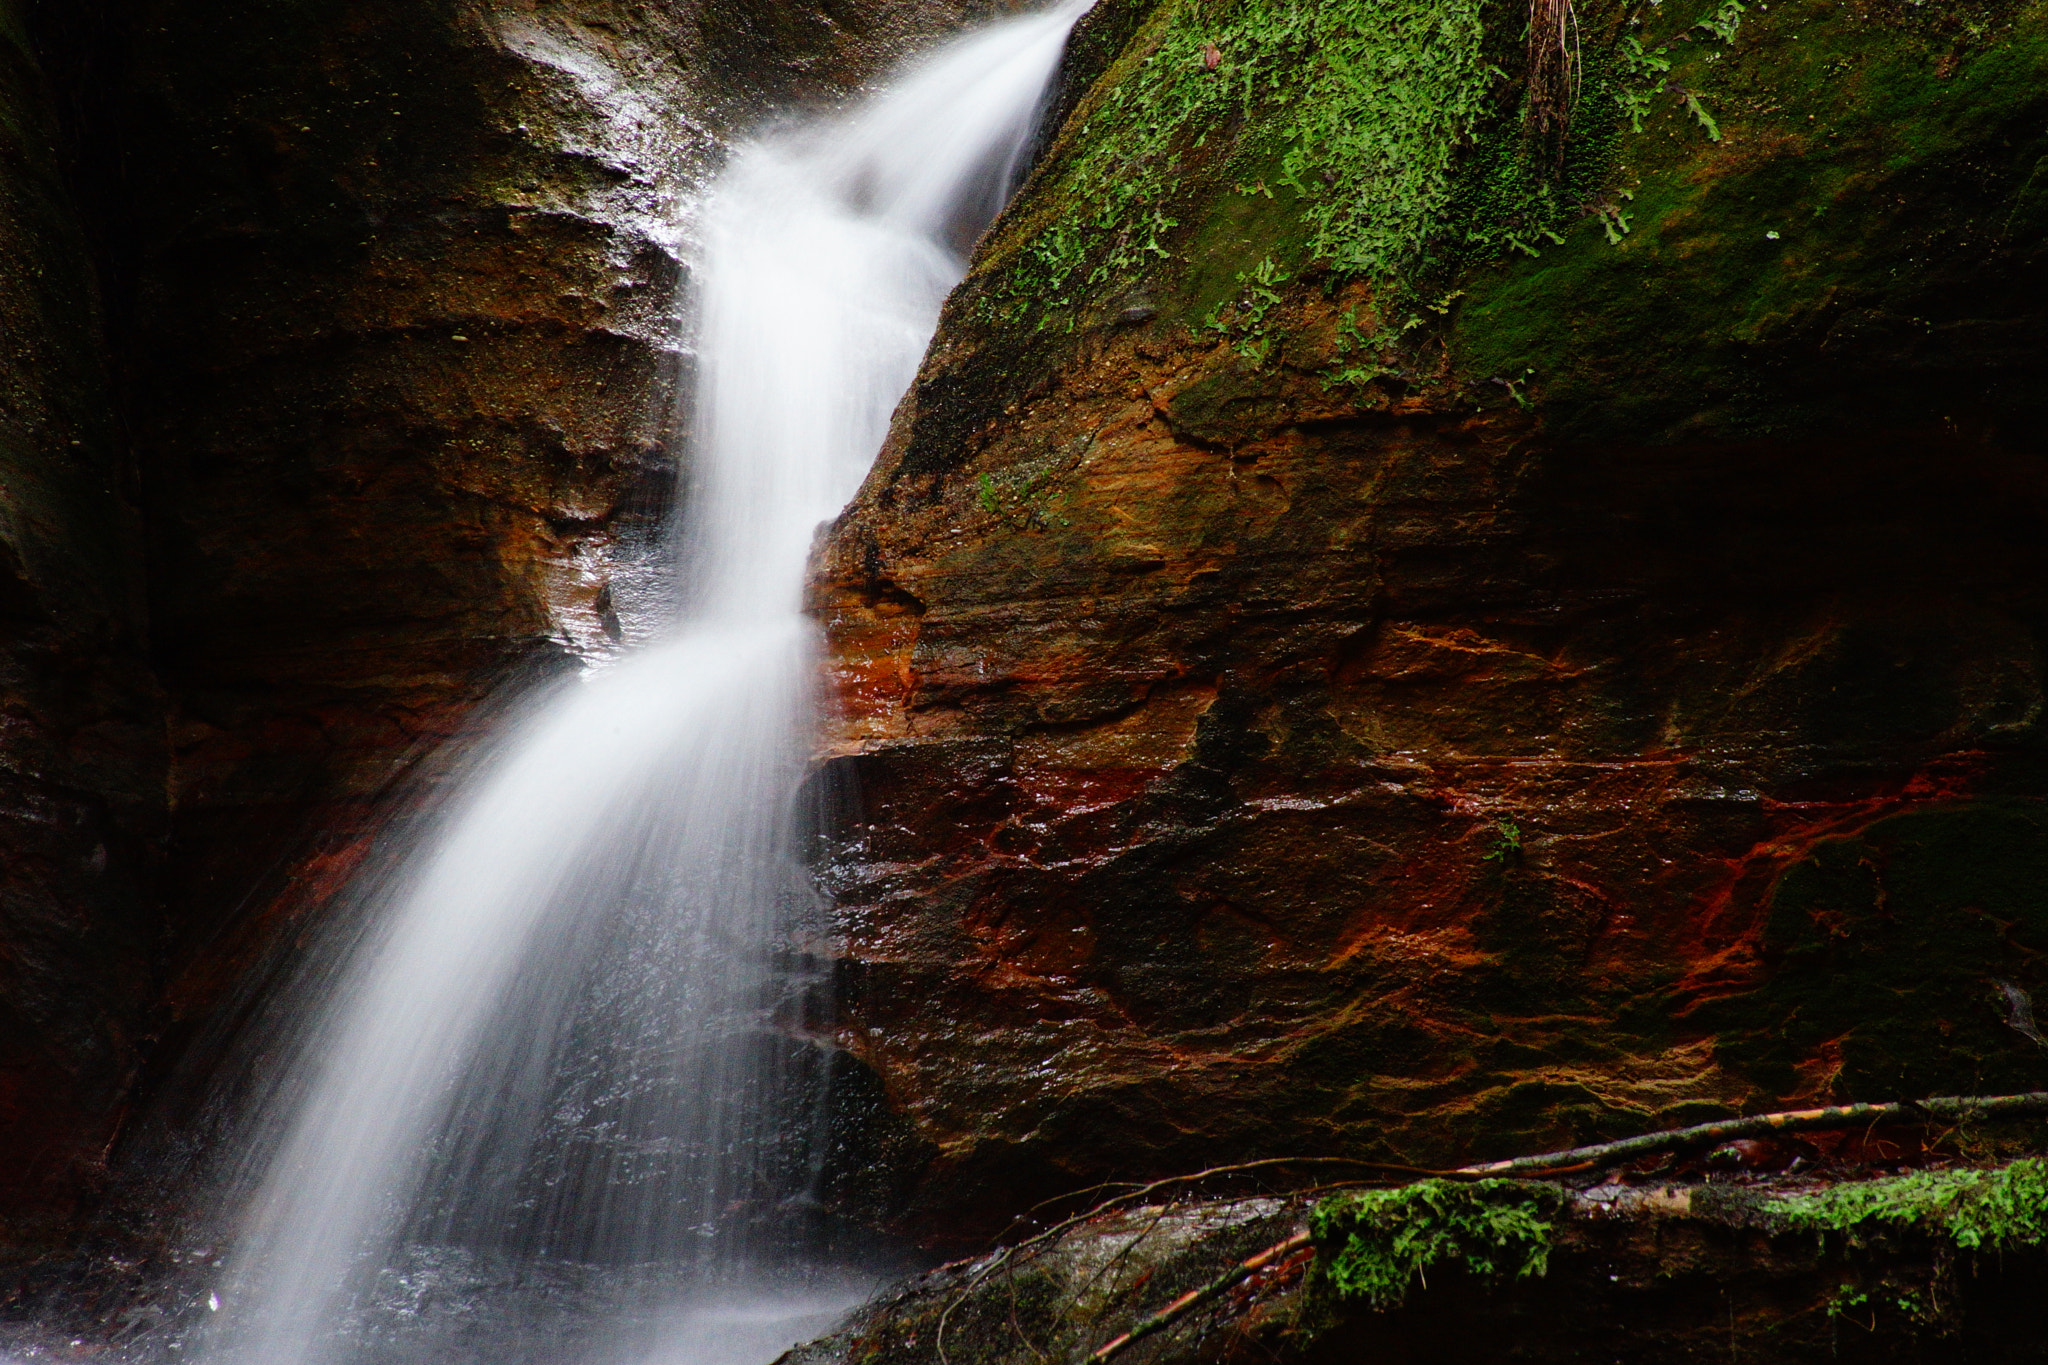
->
198;6;1087;1364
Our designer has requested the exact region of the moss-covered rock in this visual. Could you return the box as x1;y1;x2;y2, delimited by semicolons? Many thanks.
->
813;0;2048;1239
1310;1179;1564;1309
1453;0;2048;447
782;1163;2048;1363
938;0;2048;443
1777;1157;2048;1251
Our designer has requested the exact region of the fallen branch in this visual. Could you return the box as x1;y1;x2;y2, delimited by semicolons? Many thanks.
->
1082;1089;2048;1359
1456;1090;2048;1177
937;1156;1439;1365
995;1155;1445;1259
1089;1231;1312;1362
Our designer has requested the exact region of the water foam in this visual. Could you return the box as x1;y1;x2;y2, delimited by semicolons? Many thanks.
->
197;7;1086;1362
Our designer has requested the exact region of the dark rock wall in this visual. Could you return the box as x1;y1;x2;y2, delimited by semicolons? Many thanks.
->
0;0;991;1236
118;0;709;1047
115;0;977;1037
0;0;164;1233
106;0;1000;1101
812;0;2048;1238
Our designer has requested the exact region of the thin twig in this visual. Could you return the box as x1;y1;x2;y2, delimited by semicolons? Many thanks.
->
934;1246;1007;1365
1003;1248;1052;1365
935;1156;1429;1364
1073;1196;1181;1318
1455;1090;2048;1177
999;1158;1443;1280
1089;1232;1313;1361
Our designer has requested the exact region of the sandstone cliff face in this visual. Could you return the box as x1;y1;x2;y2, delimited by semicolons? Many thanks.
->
0;0;163;1231
813;0;2048;1235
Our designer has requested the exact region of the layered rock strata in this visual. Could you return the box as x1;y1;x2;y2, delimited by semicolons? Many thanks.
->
813;0;2048;1233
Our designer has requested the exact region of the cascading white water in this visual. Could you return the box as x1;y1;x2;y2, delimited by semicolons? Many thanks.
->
198;8;1086;1364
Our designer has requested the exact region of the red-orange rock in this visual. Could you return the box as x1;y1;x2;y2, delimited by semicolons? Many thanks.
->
811;0;2048;1239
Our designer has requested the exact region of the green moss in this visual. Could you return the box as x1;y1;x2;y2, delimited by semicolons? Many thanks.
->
977;0;1791;341
1311;1163;2048;1315
1453;0;2048;443
1310;1179;1564;1308
1777;1158;2048;1251
960;0;2047;444
981;0;1511;329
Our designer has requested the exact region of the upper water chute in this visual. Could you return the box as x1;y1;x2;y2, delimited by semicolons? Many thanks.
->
196;6;1088;1364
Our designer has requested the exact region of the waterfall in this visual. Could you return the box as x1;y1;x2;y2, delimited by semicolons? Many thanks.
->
197;7;1086;1363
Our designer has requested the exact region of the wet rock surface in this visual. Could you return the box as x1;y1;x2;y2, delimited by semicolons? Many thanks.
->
1;1238;873;1365
784;1165;2048;1365
783;1197;1304;1365
811;0;2048;1236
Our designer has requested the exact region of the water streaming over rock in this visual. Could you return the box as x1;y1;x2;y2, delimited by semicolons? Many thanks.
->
196;8;1086;1362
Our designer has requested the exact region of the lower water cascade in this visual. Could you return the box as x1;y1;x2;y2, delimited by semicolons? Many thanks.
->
193;7;1086;1363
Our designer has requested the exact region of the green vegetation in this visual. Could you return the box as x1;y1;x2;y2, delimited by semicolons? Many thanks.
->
979;0;1773;340
1777;1158;2048;1329
962;0;2048;448
1310;1179;1564;1308
1451;0;2048;443
1308;1161;2048;1322
992;0;1490;326
976;460;1072;530
1777;1158;2048;1251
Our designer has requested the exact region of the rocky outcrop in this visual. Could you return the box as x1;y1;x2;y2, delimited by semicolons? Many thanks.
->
787;1162;2048;1364
812;0;2048;1236
0;0;164;1235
